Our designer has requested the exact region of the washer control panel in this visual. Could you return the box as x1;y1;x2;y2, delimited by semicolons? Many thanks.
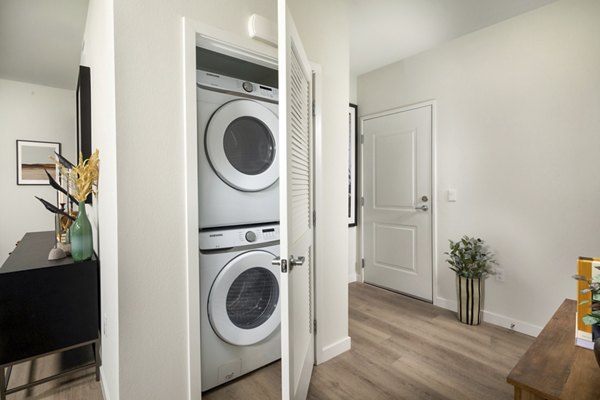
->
199;224;280;250
245;231;257;242
242;81;254;93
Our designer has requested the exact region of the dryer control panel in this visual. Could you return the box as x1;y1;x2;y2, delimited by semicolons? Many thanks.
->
199;224;280;250
196;70;278;102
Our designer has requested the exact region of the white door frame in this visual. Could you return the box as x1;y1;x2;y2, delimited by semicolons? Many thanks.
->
310;64;325;366
359;100;439;305
182;17;322;400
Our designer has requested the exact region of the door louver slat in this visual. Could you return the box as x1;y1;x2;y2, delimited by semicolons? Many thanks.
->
290;45;311;242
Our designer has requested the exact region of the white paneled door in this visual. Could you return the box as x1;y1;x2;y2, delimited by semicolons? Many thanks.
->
277;2;314;400
362;105;433;301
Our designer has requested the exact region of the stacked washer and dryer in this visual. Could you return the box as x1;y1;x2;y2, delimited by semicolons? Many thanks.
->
197;69;281;391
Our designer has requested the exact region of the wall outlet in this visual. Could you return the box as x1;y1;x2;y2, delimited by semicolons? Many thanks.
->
447;188;457;202
103;314;108;336
495;267;506;282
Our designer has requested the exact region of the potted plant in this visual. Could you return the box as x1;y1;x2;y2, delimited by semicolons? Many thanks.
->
572;273;600;366
35;150;99;262
445;236;497;325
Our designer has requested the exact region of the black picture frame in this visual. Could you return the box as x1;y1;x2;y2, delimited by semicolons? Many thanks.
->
348;103;358;227
76;65;92;203
16;140;61;185
76;65;92;163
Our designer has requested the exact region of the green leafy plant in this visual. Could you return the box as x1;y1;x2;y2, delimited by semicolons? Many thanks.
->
445;236;497;278
573;273;600;325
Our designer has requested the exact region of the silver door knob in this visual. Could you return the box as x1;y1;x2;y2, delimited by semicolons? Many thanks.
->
415;205;429;211
289;255;305;267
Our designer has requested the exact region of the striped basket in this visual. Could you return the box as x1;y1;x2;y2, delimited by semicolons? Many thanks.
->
456;276;482;325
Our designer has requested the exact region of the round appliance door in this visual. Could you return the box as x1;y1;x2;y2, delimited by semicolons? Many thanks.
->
205;99;278;192
208;250;281;346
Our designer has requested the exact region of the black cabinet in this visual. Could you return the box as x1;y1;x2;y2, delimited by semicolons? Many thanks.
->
0;231;100;399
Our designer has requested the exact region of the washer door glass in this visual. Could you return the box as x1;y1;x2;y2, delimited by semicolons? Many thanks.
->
226;267;279;329
205;99;279;192
208;250;281;346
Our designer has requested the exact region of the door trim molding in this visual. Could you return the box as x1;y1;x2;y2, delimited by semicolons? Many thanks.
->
310;62;343;365
359;100;438;304
182;17;279;400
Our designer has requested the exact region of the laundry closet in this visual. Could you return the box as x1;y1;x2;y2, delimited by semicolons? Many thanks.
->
195;45;282;395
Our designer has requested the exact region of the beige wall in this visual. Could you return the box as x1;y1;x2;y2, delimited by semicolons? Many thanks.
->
0;79;75;264
358;0;600;335
81;0;119;398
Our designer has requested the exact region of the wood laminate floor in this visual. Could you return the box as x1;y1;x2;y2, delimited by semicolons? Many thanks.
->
10;282;534;399
4;346;102;400
205;282;534;400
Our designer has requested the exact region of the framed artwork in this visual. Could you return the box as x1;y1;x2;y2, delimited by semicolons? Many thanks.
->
77;65;92;203
77;65;92;162
348;103;358;227
16;140;61;185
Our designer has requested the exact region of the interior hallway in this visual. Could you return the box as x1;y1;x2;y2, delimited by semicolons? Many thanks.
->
205;282;534;399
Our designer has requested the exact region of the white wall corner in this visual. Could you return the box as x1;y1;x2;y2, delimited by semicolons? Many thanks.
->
348;273;359;283
317;336;351;365
100;368;111;400
435;296;543;337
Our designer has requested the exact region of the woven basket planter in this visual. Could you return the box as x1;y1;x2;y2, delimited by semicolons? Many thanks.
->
456;276;483;325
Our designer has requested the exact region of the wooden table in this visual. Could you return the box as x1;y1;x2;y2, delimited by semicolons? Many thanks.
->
507;299;600;399
0;232;100;400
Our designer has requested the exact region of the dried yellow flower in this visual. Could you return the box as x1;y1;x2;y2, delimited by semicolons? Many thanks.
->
71;150;100;202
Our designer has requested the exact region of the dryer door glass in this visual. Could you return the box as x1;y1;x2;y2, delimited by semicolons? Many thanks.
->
226;267;279;329
204;99;279;192
223;117;275;176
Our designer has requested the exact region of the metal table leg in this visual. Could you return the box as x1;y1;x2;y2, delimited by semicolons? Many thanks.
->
93;340;100;382
1;366;6;400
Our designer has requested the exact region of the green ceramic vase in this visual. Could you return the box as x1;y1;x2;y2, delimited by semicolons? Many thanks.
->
71;201;93;262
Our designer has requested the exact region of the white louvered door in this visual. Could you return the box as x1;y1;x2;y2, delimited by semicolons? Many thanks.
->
278;3;314;400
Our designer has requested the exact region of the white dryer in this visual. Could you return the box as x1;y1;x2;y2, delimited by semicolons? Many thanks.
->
199;224;281;391
197;70;279;229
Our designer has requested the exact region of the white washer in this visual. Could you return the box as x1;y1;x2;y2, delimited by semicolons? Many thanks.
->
199;224;281;391
197;70;279;229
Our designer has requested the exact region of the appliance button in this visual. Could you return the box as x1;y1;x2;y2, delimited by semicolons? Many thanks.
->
245;231;257;242
242;82;254;93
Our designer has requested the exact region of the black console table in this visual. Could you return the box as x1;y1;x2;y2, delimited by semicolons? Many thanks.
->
0;231;100;400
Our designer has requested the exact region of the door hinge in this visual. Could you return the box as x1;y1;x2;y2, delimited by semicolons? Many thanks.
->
312;210;316;226
360;197;364;207
360;134;364;144
312;101;315;117
313;319;317;334
362;258;365;269
281;259;288;273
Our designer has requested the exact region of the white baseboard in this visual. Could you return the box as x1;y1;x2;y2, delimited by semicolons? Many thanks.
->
100;367;111;400
318;336;351;364
348;273;359;283
434;296;543;337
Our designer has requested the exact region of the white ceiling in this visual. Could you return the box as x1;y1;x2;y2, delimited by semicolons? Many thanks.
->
349;0;558;77
0;1;558;88
0;0;89;90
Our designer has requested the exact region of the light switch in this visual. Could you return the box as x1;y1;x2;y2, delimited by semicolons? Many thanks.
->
447;189;457;202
